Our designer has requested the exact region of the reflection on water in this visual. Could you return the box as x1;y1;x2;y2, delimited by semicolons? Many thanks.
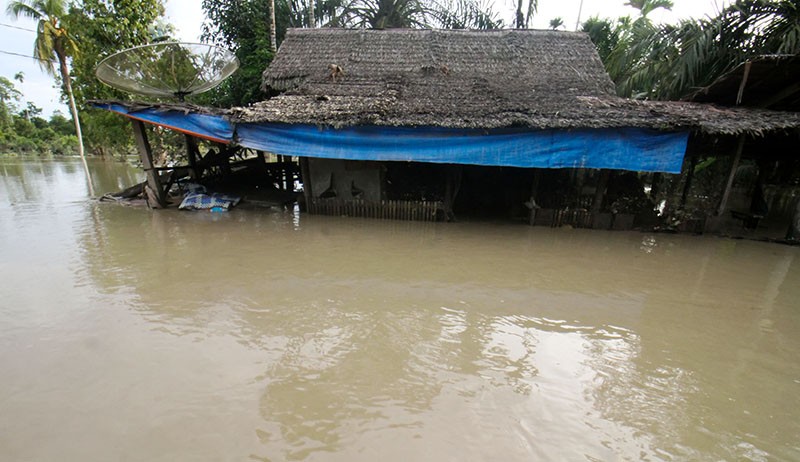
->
1;157;799;461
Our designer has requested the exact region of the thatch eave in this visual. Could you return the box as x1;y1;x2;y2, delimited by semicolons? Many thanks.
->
229;94;800;136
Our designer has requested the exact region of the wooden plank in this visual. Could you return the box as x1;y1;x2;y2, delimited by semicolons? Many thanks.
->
131;120;166;208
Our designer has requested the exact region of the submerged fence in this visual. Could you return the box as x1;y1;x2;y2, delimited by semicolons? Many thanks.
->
308;198;442;222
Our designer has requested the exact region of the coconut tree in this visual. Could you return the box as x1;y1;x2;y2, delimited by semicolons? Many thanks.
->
331;0;428;28
514;0;536;28
625;0;673;18
587;0;673;97
431;0;503;29
6;0;89;186
628;0;800;100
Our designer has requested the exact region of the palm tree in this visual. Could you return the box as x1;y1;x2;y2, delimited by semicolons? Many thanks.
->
585;0;672;97
6;0;89;175
431;0;503;29
634;0;800;100
330;0;499;29
515;0;536;28
333;0;428;28
549;17;564;30
625;0;673;18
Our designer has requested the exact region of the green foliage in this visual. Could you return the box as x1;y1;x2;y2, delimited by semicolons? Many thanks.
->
582;16;620;63
624;0;673;18
333;0;429;28
326;0;502;29
429;0;503;29
0;79;79;156
66;0;167;102
6;0;87;159
64;0;167;156
585;0;800;100
6;0;77;76
200;0;277;106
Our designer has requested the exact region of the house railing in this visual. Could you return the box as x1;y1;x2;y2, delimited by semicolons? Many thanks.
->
308;198;442;222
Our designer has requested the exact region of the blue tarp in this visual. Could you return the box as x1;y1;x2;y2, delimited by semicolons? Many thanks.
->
237;124;688;173
93;103;235;144
94;104;688;173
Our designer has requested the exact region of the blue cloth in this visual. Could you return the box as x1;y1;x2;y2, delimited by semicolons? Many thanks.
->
236;124;688;173
92;103;234;144
178;184;241;211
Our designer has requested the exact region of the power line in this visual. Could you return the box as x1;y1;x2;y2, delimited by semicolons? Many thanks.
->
0;22;36;33
0;49;49;62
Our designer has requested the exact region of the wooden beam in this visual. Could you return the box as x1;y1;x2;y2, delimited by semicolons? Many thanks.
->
185;134;200;180
735;61;752;105
717;135;746;216
131;120;167;208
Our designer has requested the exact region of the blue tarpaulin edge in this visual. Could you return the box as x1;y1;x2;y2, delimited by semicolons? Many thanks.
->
92;103;235;144
93;104;688;173
236;124;688;173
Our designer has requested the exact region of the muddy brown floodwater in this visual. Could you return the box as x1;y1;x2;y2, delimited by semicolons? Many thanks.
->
1;157;799;461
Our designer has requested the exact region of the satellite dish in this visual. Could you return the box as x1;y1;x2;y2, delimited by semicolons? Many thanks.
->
95;42;239;100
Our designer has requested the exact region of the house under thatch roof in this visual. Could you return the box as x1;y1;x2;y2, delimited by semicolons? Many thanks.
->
91;28;800;225
231;28;800;136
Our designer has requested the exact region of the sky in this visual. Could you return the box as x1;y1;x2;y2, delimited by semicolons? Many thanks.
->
0;0;731;117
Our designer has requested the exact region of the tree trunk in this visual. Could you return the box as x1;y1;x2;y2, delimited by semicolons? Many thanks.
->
58;51;93;196
308;0;316;27
269;0;277;53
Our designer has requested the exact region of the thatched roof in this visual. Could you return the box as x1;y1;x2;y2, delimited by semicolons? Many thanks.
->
230;28;800;136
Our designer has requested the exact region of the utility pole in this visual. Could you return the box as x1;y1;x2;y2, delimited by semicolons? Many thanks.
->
575;0;585;30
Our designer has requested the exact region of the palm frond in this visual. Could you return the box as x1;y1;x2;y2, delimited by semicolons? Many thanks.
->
6;0;44;20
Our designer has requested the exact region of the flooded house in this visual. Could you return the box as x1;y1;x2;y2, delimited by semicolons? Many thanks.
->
685;54;800;239
95;29;800;234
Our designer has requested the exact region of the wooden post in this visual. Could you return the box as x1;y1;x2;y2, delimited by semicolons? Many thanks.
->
786;198;800;241
185;134;200;180
649;172;662;201
591;169;610;214
131;120;167;208
528;169;542;225
300;157;313;211
717;135;746;216
443;164;462;222
680;152;699;210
